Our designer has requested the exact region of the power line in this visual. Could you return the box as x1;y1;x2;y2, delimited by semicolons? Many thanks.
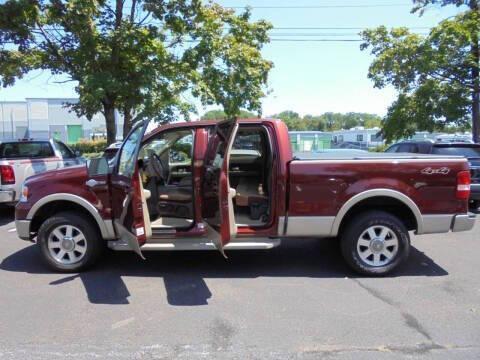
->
271;26;431;30
269;38;363;42
225;3;411;9
268;33;428;36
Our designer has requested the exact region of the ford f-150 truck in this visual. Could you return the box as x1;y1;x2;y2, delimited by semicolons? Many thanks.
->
0;139;82;204
15;119;476;275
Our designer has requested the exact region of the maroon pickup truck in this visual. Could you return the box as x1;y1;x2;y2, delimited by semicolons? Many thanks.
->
15;119;476;275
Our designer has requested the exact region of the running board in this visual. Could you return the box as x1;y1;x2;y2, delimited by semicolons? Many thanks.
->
108;238;281;251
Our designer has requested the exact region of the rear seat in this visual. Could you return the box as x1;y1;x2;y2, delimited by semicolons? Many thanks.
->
235;178;265;206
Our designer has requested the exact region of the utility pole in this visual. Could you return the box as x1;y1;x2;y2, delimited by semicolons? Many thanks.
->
1;102;4;140
471;0;480;143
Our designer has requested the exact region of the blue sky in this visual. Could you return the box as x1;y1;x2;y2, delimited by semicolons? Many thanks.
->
0;1;460;117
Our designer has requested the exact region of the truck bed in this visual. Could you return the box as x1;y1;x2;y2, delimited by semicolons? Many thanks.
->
293;151;464;161
287;152;469;223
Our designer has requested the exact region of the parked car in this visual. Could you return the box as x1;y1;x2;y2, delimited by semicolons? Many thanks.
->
0;139;83;205
15;119;475;275
103;141;122;161
386;141;480;212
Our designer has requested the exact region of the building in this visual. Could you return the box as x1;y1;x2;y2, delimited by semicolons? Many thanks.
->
0;98;124;143
289;131;332;152
332;127;384;149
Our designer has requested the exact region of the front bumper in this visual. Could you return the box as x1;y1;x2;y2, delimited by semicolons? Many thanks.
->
15;219;32;241
452;213;476;232
0;190;15;203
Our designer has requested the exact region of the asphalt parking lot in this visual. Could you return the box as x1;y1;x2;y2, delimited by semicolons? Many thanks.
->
0;205;479;359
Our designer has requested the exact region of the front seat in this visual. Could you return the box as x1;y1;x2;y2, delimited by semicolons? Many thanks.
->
157;175;192;202
157;186;192;202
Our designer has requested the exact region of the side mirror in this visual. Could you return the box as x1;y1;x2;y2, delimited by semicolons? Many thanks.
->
87;157;109;176
74;150;81;157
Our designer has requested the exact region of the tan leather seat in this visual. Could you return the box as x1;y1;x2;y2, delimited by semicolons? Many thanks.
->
235;178;266;207
158;187;192;202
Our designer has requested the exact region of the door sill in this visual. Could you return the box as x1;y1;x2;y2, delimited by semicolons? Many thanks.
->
108;238;281;251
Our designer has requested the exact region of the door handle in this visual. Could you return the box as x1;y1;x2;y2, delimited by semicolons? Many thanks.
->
86;179;107;188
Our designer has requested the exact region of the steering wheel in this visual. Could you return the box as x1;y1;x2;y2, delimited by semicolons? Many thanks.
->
149;152;167;182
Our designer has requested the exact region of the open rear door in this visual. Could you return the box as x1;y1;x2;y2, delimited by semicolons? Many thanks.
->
110;120;152;258
202;119;239;254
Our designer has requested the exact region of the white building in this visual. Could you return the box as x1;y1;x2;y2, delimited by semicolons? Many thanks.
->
0;98;124;143
332;127;384;149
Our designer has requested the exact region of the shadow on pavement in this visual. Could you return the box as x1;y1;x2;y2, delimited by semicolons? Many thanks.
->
1;238;448;306
0;205;15;226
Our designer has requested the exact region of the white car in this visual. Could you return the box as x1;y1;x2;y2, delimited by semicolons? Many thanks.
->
0;139;83;204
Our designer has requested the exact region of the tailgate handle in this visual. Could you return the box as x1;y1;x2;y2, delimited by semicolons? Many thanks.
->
86;179;106;188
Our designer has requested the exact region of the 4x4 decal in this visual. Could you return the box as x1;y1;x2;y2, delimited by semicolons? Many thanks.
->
421;167;451;175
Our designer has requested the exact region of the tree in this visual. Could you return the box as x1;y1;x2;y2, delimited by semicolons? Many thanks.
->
0;1;272;144
201;108;257;120
361;1;479;142
269;111;381;131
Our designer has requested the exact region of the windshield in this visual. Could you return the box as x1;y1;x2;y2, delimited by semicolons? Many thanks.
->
0;142;54;159
432;146;480;158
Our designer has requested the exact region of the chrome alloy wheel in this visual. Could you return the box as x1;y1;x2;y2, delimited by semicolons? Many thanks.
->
356;225;399;267
47;225;87;265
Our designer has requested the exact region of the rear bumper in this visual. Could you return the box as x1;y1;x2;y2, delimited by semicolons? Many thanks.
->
452;213;476;232
420;212;476;234
0;190;15;203
470;184;480;200
15;219;32;241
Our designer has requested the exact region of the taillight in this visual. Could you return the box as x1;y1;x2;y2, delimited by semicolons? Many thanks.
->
456;170;471;200
0;165;15;185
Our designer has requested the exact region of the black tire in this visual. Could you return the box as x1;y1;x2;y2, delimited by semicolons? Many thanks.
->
340;210;410;276
37;212;104;272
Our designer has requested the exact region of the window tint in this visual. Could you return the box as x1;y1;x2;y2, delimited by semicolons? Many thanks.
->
233;132;263;155
54;141;75;159
385;144;399;153
118;125;143;178
432;146;480;157
0;142;54;159
397;143;418;153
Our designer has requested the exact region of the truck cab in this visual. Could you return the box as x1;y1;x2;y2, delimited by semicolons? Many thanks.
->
15;119;476;275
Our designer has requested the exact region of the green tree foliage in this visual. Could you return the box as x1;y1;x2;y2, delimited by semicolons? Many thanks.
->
201;109;257;120
0;0;272;144
271;111;382;131
361;1;479;142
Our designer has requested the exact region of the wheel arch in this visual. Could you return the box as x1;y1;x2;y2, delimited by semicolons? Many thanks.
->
28;194;116;240
332;189;423;236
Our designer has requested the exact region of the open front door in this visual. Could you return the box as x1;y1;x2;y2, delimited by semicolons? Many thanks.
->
203;119;239;254
110;120;152;258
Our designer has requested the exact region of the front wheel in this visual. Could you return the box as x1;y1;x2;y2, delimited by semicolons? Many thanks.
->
37;212;104;272
340;211;410;276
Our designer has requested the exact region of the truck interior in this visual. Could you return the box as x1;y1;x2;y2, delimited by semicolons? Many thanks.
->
229;126;272;226
137;124;273;232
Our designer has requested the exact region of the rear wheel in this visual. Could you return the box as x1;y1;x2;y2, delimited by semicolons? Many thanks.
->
37;212;104;272
340;210;410;276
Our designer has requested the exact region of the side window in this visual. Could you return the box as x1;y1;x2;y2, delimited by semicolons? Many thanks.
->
118;125;144;178
397;143;418;153
356;134;364;142
233;132;263;152
170;133;193;163
141;129;193;163
55;141;75;159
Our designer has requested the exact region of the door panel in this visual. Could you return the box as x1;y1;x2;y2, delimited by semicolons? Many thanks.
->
110;121;151;257
202;119;239;250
